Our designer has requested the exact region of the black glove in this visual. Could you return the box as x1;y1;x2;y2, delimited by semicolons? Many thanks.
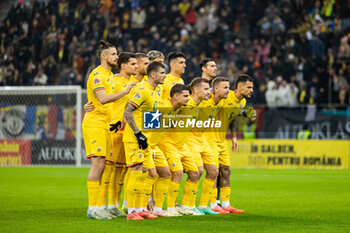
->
135;131;148;150
109;121;122;133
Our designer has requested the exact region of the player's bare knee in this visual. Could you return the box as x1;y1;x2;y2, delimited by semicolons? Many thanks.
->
148;168;157;178
188;170;199;182
220;165;231;179
157;167;171;178
172;171;183;182
198;166;204;177
91;157;105;170
205;165;218;180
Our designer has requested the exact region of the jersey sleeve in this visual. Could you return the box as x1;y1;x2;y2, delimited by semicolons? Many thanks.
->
91;72;106;93
127;88;145;108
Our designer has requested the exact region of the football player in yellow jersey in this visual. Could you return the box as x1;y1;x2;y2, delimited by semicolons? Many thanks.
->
131;53;149;82
83;40;136;220
185;77;230;215
162;51;186;99
148;84;191;217
158;78;210;216
200;58;217;81
122;61;166;220
106;52;138;217
147;50;165;100
208;74;255;214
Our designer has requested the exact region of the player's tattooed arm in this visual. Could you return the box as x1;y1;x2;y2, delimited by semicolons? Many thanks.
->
124;103;140;134
229;118;237;139
229;118;238;151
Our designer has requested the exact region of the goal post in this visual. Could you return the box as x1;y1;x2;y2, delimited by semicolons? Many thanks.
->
0;86;87;167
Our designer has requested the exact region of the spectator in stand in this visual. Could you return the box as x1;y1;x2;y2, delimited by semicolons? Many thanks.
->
265;80;278;108
33;66;48;85
0;0;350;106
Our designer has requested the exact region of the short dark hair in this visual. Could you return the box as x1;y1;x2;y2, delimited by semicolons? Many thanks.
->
212;77;229;89
199;58;215;71
167;51;185;64
146;61;165;76
170;84;190;98
190;78;210;92
135;52;148;60
235;74;254;89
117;52;136;68
96;40;115;58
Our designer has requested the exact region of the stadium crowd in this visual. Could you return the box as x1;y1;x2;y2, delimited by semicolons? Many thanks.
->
0;0;350;105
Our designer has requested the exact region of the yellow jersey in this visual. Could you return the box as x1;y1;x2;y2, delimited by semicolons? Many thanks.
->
130;74;145;83
189;96;224;136
148;98;178;146
160;96;199;147
123;81;158;143
162;73;184;100
111;75;146;123
83;65;114;128
206;90;246;142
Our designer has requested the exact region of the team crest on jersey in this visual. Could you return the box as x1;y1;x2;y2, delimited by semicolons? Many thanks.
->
97;147;101;152
171;162;176;168
134;93;141;99
138;152;143;158
94;78;101;84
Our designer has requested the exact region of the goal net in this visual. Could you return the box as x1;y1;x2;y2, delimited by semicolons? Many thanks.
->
0;86;88;166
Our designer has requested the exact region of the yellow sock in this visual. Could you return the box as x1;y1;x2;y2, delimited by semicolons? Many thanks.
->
167;180;180;208
209;187;218;205
199;178;215;207
107;166;117;207
126;170;142;211
135;172;147;210
96;163;114;207
221;187;231;202
143;176;156;208
154;177;170;208
135;172;148;209
97;163;114;207
115;165;127;205
87;180;100;208
123;168;130;205
182;180;198;207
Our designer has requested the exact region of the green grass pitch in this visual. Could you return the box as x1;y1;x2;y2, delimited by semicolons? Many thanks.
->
0;167;349;233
